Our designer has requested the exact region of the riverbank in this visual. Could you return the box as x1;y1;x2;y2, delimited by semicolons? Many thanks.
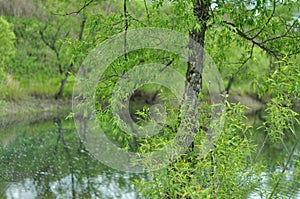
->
0;98;72;127
2;90;299;128
1;92;263;126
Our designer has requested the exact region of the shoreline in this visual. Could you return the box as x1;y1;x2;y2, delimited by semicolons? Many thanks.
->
0;93;264;125
0;98;72;128
1;94;298;128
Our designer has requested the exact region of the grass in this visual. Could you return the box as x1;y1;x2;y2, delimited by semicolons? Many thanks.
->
0;74;26;100
0;74;74;101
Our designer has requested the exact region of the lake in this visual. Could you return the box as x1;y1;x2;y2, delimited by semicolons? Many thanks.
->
0;112;299;198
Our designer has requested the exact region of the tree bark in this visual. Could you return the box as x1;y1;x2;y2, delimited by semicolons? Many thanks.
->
182;0;210;140
186;0;210;94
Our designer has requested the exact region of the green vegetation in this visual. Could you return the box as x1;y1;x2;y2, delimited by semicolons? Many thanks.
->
0;0;299;198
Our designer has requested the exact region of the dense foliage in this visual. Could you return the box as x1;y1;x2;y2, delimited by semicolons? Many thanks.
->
0;0;299;198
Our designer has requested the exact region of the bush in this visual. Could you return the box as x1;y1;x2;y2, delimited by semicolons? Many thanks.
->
0;16;15;67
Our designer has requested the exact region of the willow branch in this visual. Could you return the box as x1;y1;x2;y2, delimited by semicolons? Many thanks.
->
268;130;300;198
225;43;254;93
159;59;174;72
262;20;298;44
250;0;276;40
222;20;281;58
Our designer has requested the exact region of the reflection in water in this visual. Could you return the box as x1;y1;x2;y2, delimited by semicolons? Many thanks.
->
0;116;141;199
1;112;300;198
6;179;37;199
5;174;136;199
248;112;300;198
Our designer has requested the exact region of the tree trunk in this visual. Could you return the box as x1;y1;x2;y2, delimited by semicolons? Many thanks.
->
225;76;235;94
186;0;210;93
182;0;210;141
55;73;69;100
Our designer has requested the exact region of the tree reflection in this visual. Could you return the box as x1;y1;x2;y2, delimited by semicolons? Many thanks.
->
0;117;140;198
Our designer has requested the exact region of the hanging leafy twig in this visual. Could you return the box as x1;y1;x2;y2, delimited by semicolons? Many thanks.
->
222;20;281;59
225;43;255;93
268;125;300;198
262;19;298;44
250;0;276;40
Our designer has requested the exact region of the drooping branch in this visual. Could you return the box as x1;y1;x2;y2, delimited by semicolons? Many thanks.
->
222;20;281;59
262;20;299;44
225;43;255;93
79;15;87;40
159;59;174;72
287;49;300;57
55;15;86;100
268;130;300;199
250;0;276;40
39;25;56;52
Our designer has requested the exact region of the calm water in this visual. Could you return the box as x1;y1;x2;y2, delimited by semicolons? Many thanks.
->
0;115;142;199
0;113;299;198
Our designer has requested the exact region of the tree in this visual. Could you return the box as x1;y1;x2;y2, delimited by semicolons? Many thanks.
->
32;0;299;197
134;0;300;198
38;1;89;99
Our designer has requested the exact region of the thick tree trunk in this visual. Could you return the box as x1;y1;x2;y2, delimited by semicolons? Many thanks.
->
186;0;210;93
182;0;210;141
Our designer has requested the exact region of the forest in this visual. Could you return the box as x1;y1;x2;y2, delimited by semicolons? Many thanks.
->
0;0;300;198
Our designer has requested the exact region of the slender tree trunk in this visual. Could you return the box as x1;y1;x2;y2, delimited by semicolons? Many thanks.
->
225;76;234;94
55;14;86;100
55;72;69;100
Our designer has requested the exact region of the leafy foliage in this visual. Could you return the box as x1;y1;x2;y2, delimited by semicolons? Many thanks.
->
0;16;15;68
0;0;300;198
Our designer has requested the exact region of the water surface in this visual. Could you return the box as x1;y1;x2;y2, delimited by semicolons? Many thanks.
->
0;116;141;199
1;113;300;198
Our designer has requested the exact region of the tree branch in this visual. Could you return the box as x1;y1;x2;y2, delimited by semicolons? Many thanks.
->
250;0;276;40
51;0;95;16
124;0;129;60
222;20;281;58
79;15;87;41
268;129;300;199
39;24;64;74
262;20;299;44
39;25;54;51
225;43;255;93
287;49;300;57
143;0;150;20
159;58;174;72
